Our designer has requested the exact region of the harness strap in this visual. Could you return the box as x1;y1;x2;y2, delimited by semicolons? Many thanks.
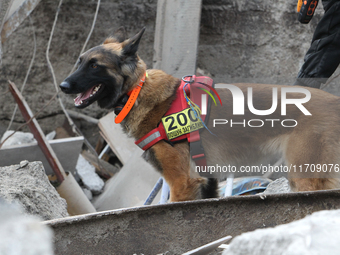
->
135;75;214;167
136;126;167;151
135;127;208;166
190;139;208;167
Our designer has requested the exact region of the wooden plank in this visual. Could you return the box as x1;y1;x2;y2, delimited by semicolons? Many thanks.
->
66;109;99;125
153;0;202;78
98;111;138;165
81;150;120;179
4;0;26;20
1;0;42;43
93;149;162;211
0;136;84;176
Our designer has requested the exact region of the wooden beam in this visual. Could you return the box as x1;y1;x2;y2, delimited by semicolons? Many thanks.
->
66;109;99;125
153;0;202;78
81;150;120;179
1;0;42;43
8;81;67;182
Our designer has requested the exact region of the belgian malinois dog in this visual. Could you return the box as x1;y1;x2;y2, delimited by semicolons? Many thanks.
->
60;27;340;201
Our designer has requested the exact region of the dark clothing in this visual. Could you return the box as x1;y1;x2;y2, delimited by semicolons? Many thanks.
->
323;0;339;11
295;0;340;88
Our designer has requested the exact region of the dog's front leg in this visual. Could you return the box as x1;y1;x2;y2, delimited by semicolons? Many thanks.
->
146;141;206;202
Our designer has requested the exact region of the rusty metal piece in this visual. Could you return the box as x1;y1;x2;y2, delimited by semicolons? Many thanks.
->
8;81;66;182
46;189;340;254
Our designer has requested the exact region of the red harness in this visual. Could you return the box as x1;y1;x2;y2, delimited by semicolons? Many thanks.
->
135;75;214;167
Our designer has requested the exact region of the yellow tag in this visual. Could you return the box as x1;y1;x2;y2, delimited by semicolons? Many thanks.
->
162;108;204;140
297;0;303;12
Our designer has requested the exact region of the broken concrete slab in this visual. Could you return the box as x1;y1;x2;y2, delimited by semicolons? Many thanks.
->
0;161;69;220
0;200;54;255
93;149;161;211
0;136;84;175
76;154;104;194
223;209;340;255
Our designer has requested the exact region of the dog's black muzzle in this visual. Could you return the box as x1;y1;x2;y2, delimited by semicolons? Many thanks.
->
59;81;72;93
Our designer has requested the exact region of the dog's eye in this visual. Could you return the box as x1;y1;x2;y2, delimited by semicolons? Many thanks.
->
90;63;98;69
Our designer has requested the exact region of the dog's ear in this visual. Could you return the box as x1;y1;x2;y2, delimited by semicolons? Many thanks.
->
121;27;145;56
103;27;127;44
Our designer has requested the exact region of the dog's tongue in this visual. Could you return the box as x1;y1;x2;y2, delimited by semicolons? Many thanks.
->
74;87;94;105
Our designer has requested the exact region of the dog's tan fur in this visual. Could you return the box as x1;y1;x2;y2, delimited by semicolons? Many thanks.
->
123;71;340;200
202;84;340;192
62;28;340;201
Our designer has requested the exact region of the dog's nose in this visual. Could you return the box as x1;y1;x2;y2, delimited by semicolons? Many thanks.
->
59;81;71;93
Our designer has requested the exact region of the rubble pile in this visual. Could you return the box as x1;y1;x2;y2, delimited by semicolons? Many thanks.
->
0;161;69;220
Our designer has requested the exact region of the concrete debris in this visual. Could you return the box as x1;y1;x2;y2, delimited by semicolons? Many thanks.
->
0;200;54;255
263;177;291;194
1;130;56;147
223;209;340;255
0;130;36;148
82;188;93;201
76;154;104;195
0;161;69;220
45;130;56;140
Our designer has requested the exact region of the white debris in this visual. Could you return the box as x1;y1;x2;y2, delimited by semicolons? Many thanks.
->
45;130;56;140
0;130;36;148
223;209;340;255
263;177;291;194
19;160;29;168
82;188;93;201
76;154;104;194
0;200;54;255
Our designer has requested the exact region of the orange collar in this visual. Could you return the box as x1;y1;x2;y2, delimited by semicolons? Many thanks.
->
115;72;147;124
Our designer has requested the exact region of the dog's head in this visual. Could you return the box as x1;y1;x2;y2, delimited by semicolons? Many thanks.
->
59;27;146;109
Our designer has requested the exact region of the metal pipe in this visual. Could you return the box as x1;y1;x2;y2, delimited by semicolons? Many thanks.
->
160;178;170;204
144;177;163;205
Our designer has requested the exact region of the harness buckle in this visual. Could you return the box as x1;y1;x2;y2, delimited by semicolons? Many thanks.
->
182;75;195;84
190;140;206;159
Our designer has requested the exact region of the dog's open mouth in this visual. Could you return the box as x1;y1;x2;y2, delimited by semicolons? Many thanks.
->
74;84;104;108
